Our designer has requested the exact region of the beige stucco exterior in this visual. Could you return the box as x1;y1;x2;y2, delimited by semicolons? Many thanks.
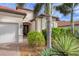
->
16;9;33;22
30;16;58;32
16;8;58;33
0;12;24;43
0;8;58;44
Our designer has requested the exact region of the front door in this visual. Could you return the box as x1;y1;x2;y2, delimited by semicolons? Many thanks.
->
23;25;29;36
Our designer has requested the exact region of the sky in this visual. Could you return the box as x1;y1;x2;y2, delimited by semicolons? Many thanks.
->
0;3;79;21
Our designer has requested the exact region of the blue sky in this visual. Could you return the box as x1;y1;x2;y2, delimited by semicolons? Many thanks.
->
0;3;79;21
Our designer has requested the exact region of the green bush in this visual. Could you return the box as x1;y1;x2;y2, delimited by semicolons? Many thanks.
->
52;28;73;39
74;30;79;39
27;31;45;47
42;28;73;45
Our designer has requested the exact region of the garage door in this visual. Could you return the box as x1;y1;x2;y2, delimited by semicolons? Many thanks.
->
0;23;18;43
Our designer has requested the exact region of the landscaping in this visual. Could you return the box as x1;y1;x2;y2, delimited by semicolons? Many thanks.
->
20;28;79;56
41;28;79;56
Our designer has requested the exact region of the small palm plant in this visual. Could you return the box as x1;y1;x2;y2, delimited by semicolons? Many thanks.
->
53;35;79;56
41;34;79;56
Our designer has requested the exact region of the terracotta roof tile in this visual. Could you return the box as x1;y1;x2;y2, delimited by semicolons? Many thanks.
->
56;21;79;27
0;6;26;15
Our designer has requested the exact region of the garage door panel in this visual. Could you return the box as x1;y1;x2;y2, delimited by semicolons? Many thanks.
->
0;23;18;43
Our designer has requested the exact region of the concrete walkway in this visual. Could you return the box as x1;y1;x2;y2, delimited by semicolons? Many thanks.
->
0;49;18;56
0;43;19;56
0;37;27;56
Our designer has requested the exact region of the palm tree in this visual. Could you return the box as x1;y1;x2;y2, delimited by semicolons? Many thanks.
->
55;3;79;34
34;3;52;48
33;3;43;31
16;3;52;48
16;3;25;9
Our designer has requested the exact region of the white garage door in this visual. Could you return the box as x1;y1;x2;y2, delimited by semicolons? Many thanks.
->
0;23;18;43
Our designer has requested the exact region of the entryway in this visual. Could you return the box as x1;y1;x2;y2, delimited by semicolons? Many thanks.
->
23;22;30;36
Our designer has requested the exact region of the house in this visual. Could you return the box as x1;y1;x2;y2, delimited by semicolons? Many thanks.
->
0;6;79;44
56;21;79;31
30;14;59;32
0;6;26;43
0;6;59;44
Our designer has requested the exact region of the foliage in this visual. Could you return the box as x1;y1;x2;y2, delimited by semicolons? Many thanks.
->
41;48;56;56
55;3;79;34
52;28;72;38
41;34;79;56
74;31;79;39
41;28;79;56
27;31;45;47
55;3;78;16
34;3;44;16
16;3;25;8
42;28;73;45
52;35;79;56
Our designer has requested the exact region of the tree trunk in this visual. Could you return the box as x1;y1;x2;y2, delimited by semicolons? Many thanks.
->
35;18;38;31
71;4;74;34
46;3;52;48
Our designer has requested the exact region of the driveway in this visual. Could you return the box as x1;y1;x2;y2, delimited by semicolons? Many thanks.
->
0;49;18;56
0;43;19;56
0;37;27;56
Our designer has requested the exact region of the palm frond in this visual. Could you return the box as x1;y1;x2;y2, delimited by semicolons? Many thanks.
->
55;4;71;16
33;3;44;16
16;3;25;8
74;3;79;7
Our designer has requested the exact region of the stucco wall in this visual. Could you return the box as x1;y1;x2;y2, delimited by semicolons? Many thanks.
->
41;17;47;30
30;21;35;31
30;17;47;32
23;11;33;22
0;12;24;43
17;9;33;22
30;17;58;32
52;21;57;28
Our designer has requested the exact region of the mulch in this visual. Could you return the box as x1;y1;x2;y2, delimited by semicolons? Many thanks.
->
19;43;45;56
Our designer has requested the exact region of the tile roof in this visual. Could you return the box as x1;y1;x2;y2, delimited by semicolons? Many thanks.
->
16;7;33;12
56;21;79;27
0;6;26;15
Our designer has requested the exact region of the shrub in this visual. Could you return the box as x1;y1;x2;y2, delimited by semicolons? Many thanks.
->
27;31;45;47
42;28;73;45
74;31;79;39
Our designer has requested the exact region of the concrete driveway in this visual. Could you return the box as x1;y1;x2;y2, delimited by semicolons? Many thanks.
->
0;49;18;56
0;43;19;56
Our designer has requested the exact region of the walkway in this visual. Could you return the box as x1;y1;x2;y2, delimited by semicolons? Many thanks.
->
0;43;19;56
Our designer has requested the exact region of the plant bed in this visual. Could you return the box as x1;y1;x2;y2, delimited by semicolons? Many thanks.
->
19;43;45;56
